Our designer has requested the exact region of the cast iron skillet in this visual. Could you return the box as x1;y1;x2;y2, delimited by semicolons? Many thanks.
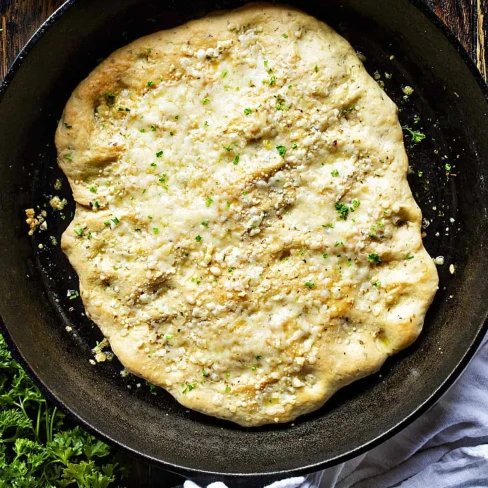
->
0;0;487;483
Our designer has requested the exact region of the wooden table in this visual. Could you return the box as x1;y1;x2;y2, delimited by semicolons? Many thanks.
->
0;1;486;486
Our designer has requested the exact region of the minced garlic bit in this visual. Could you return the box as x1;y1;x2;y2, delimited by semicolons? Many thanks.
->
92;338;114;363
402;85;414;96
449;264;455;275
49;195;68;210
433;256;444;266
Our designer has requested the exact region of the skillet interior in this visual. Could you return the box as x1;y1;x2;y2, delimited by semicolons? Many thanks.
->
0;0;487;480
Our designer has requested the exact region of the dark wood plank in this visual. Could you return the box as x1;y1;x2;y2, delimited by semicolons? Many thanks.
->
430;0;487;78
0;0;65;79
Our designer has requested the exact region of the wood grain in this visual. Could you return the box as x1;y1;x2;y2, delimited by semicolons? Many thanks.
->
427;0;487;78
0;0;486;486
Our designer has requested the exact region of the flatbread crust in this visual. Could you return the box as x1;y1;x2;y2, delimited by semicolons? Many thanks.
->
56;4;438;426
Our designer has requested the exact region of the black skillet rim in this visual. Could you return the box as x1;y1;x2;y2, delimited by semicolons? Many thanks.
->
0;0;487;479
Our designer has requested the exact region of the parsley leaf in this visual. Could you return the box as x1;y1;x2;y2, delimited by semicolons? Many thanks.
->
403;127;426;143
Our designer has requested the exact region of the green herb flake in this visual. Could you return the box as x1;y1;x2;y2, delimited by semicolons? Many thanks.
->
151;125;156;131
269;75;276;86
89;186;97;193
276;145;286;158
331;169;339;177
147;81;154;87
195;235;202;242
403;127;426;143
112;217;120;225
445;163;452;171
104;221;111;226
335;202;349;220
64;122;72;129
202;369;210;377
314;65;319;73
244;108;253;115
222;144;233;151
352;199;360;208
202;98;210;105
153;228;159;234
305;281;315;288
94;201;100;209
255;355;261;360
74;228;83;236
156;150;163;157
222;71;228;78
406;253;414;260
368;253;382;264
322;253;328;259
150;162;157;167
283;33;288;38
205;197;214;207
233;155;240;165
228;267;236;272
373;281;381;287
201;221;209;227
64;154;73;161
292;143;298;149
140;128;146;133
225;385;232;392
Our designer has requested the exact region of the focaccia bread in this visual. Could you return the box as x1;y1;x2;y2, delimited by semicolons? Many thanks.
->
55;4;438;426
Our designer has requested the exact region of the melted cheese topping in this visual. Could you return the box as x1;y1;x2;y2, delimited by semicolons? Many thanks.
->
57;5;438;426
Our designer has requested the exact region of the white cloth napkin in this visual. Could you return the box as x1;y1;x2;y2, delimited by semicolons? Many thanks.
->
183;333;488;488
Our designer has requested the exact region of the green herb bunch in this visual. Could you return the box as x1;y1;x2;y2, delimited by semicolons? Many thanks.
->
0;333;125;487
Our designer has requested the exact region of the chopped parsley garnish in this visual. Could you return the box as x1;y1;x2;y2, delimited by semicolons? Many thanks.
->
276;145;286;158
153;228;159;234
352;199;360;208
64;123;72;129
373;281;381;287
89;186;97;193
74;228;83;236
195;235;202;242
304;282;315;288
222;71;228;78
202;98;210;105
64;154;73;161
111;217;119;225
174;115;179;120
156;150;163;157
139;128;146;133
406;253;414;260
334;241;343;247
151;125;156;131
202;369;210;377
147;81;154;87
150;162;157;167
322;253;328;259
201;221;209;227
335;202;350;220
233;155;240;165
104;221;111;226
68;291;79;300
164;334;173;341
403;127;426;143
314;65;319;73
445;163;452;171
283;33;288;38
343;106;355;114
255;355;261;360
158;174;166;183
331;169;339;177
205;197;213;206
269;75;276;86
222;144;233;151
244;108;253;115
368;253;382;264
225;386;231;392
104;92;116;105
292;143;298;149
94;201;100;209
